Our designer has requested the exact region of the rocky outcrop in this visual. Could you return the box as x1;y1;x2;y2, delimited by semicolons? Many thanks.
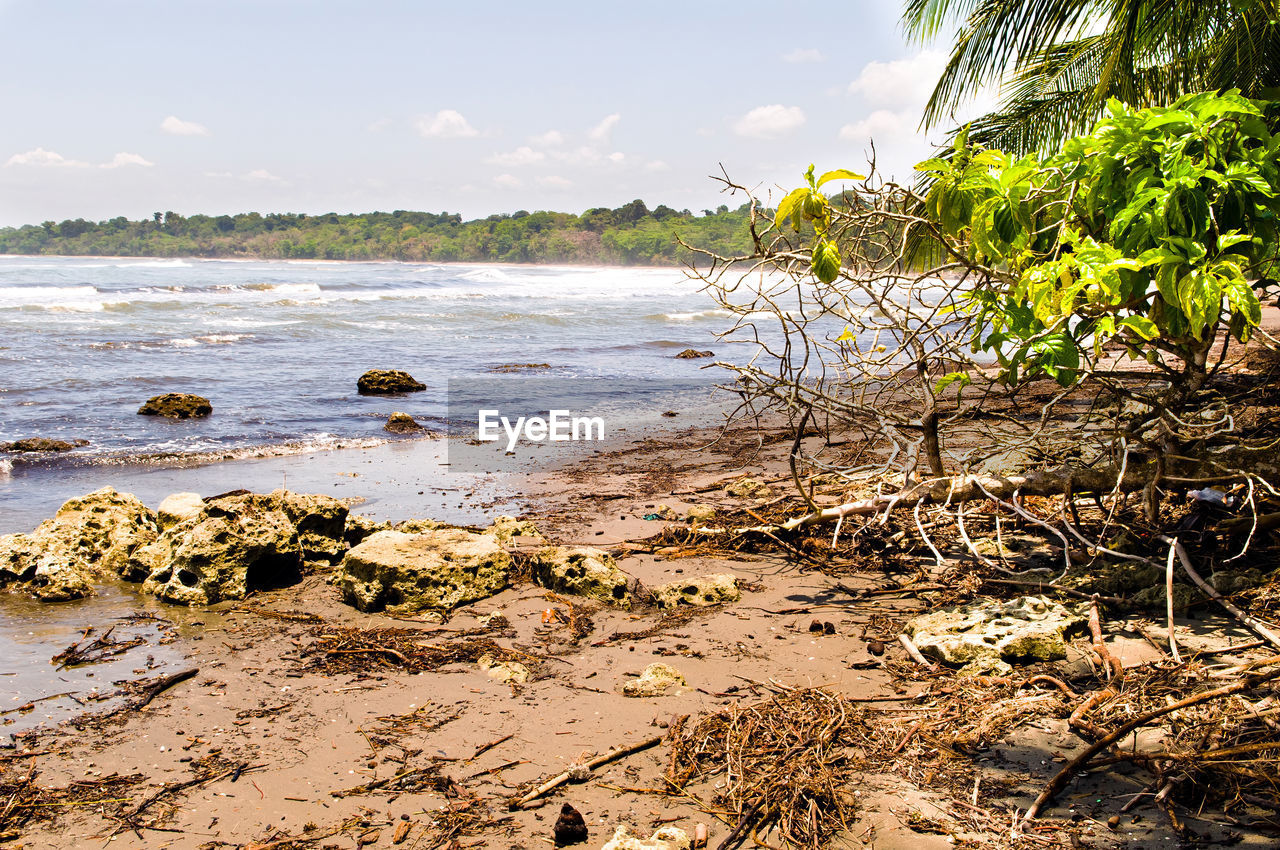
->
1;438;88;453
157;492;205;530
484;516;544;547
134;494;303;605
651;574;740;609
344;513;391;548
384;412;424;433
530;546;631;608
905;595;1087;676
622;663;686;697
336;529;511;614
357;370;426;395
0;487;158;601
269;489;349;564
674;349;713;359
137;393;212;418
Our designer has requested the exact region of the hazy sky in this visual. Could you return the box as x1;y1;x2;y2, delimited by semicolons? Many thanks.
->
0;0;964;227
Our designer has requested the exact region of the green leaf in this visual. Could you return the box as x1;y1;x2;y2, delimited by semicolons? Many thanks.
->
935;371;972;395
775;187;809;232
812;240;841;283
835;325;856;342
816;168;865;188
1118;316;1159;340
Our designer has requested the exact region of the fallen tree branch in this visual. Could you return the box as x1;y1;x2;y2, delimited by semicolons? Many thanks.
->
1160;535;1280;652
511;734;663;809
1023;658;1280;822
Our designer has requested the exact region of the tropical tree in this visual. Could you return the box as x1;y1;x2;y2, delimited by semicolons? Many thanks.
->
903;0;1280;154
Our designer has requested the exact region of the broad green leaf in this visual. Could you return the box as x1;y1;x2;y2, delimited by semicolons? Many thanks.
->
1119;315;1159;340
816;168;865;188
812;240;841;283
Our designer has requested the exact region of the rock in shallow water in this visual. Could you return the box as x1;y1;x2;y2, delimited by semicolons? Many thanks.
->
904;595;1087;675
137;393;212;418
336;528;511;614
384;411;424;433
530;545;631;608
674;349;713;359
0;487;157;601
1;437;88;453
357;369;426;395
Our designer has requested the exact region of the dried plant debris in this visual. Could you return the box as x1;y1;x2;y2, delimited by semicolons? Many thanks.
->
0;769;143;839
666;686;867;849
301;624;543;677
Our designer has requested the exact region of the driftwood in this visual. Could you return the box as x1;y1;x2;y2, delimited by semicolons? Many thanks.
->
1161;535;1280;652
1023;658;1280;821
511;734;663;809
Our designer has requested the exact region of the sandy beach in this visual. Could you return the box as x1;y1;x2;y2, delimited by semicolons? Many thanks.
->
2;417;1277;850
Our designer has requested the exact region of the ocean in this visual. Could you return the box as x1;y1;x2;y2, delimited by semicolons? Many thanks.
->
0;257;741;531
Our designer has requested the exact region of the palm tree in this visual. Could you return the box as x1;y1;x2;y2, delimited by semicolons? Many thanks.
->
903;0;1280;154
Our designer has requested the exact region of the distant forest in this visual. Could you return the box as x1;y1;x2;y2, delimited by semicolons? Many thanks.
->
0;200;754;265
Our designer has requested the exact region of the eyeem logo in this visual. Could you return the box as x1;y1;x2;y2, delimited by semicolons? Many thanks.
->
477;409;605;453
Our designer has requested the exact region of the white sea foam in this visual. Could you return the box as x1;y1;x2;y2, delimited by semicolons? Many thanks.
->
661;309;733;322
0;285;100;309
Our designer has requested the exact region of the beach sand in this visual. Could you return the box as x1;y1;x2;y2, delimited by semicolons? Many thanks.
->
2;421;1277;849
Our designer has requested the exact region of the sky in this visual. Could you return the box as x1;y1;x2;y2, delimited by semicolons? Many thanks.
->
0;0;973;227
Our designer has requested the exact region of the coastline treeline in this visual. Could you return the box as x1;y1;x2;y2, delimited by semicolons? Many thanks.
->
0;200;753;265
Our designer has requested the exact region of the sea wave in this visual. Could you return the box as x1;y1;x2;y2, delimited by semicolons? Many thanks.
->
656;309;733;322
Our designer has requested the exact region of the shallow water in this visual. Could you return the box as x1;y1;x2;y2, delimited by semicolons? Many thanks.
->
0;584;193;742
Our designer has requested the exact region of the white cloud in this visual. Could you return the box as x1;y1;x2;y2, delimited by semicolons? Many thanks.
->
492;173;522;188
529;129;565;147
733;104;806;139
5;147;89;168
160;115;210;136
536;175;572;189
367;118;393;133
782;48;824;63
839;109;912;143
245;169;283;182
101;152;153;169
847;50;946;109
838;110;933;179
608;151;625;163
645;160;670;172
417;109;479;138
487;146;545;167
588;113;621;143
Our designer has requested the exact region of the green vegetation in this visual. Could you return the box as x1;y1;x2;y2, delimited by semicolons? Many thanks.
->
904;0;1280;154
0;201;753;265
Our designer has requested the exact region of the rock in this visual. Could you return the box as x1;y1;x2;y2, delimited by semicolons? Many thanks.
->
674;349;713;359
553;803;588;846
157;492;205;530
357;370;426;395
684;505;717;524
651;574;740;609
600;826;691;850
384;412;424;433
269;489;349;564
622;662;686;697
530;546;632;608
650;504;678;521
723;477;772;499
485;516;545;547
1;438;87;453
394;518;444;534
137;494;303;605
0;487;158;600
345;514;391;547
478;654;530;684
137;393;212;418
904;595;1087;675
336;529;511;614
